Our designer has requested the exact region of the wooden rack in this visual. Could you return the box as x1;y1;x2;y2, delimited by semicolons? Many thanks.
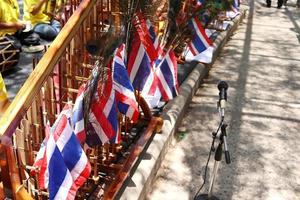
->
0;0;162;199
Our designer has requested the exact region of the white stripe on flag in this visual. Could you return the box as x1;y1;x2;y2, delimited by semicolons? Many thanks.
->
129;44;145;82
185;46;214;64
157;68;173;99
103;90;115;116
113;82;136;100
45;136;57;189
141;69;155;95
56;120;73;151
53;170;73;200
192;19;211;48
74;119;84;134
166;53;176;83
70;152;89;181
114;56;124;66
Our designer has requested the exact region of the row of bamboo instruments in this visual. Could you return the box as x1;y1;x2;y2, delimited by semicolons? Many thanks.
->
0;0;237;199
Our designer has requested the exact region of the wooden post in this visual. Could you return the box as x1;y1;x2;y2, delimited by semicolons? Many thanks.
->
0;145;33;200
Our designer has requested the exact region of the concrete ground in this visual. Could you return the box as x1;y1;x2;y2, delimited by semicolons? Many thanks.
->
148;1;300;200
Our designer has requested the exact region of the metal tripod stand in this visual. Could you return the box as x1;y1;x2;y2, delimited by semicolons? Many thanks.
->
195;116;231;200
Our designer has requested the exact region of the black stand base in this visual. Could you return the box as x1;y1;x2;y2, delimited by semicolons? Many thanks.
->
194;194;220;200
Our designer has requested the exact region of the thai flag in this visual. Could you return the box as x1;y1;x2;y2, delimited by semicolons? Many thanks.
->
128;12;158;91
186;17;214;63
31;123;50;188
36;107;91;199
86;67;120;146
155;50;179;101
133;11;158;63
127;33;152;91
113;44;139;122
140;20;163;108
146;19;160;51
72;84;86;143
188;17;213;55
33;85;88;188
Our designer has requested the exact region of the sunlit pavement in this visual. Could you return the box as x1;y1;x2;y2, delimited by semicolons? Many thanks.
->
148;1;300;200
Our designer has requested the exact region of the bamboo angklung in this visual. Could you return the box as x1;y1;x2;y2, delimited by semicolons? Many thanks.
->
0;0;239;198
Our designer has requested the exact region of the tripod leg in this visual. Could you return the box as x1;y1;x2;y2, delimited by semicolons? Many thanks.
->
208;160;220;198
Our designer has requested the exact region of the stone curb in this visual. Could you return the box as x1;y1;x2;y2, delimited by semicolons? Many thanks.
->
118;9;247;200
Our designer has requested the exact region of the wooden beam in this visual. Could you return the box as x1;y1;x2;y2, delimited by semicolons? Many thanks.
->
0;0;97;142
0;144;33;199
5;145;33;200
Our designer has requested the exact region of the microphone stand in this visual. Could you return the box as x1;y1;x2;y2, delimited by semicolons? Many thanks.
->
196;107;231;200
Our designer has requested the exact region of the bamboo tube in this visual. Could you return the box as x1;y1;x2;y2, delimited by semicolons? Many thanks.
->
92;147;100;183
5;145;33;200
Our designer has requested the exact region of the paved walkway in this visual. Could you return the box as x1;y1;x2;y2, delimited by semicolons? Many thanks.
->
148;1;300;200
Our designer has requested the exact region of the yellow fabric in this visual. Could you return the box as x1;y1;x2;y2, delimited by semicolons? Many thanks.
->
0;74;8;101
23;0;50;25
158;21;165;37
0;0;20;37
23;0;63;26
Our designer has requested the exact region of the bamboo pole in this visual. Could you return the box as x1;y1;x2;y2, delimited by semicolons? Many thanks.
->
0;145;33;200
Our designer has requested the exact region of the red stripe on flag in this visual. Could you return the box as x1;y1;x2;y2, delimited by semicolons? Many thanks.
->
194;18;213;46
133;11;158;62
127;34;140;75
68;162;91;199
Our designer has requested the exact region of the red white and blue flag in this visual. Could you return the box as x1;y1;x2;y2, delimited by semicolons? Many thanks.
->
188;17;213;55
140;20;163;108
133;12;158;63
34;107;91;200
186;17;214;63
86;66;120;146
127;32;153;91
113;44;139;122
127;12;158;91
146;19;160;52
72;84;86;143
155;50;179;101
31;123;50;188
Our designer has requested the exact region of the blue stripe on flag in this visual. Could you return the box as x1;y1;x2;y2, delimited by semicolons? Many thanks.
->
192;34;207;53
148;26;156;43
114;62;134;91
160;58;177;97
107;100;119;142
61;133;83;170
188;20;207;54
118;102;129;115
48;147;68;200
72;99;84;124
132;54;151;90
